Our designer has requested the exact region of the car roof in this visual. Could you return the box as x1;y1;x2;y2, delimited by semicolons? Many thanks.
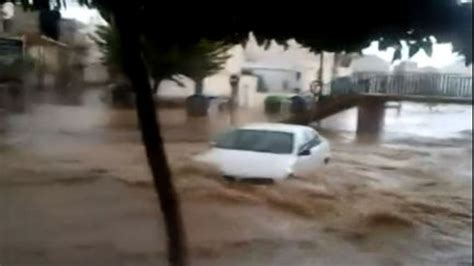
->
240;123;314;134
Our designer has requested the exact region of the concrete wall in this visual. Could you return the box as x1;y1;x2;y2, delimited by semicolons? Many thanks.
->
246;68;301;93
157;73;259;108
237;75;259;108
157;77;194;99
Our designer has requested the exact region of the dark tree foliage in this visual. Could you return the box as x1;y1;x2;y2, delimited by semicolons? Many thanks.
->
78;0;472;64
14;0;474;63
143;38;231;92
91;25;122;74
92;25;231;92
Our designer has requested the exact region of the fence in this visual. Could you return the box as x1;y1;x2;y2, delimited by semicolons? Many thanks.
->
331;72;472;98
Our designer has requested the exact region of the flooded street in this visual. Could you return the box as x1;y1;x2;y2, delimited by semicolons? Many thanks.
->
1;88;472;266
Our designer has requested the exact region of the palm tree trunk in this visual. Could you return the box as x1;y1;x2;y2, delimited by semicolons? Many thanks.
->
332;52;339;79
111;6;187;266
318;50;324;95
229;76;239;125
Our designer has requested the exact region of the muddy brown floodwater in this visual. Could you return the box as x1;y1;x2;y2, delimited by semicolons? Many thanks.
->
0;88;472;266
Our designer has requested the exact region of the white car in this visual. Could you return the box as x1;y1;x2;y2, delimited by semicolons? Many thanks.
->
195;123;331;180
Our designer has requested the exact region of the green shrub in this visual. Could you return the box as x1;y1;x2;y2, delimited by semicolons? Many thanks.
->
264;95;290;114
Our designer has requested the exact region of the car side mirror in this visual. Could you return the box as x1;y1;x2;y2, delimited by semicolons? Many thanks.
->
298;149;311;156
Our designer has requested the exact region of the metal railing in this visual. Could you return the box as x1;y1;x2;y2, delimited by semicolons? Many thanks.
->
331;72;473;98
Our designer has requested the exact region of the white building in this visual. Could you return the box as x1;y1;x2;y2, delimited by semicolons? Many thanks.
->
158;35;339;107
349;55;391;73
442;61;473;75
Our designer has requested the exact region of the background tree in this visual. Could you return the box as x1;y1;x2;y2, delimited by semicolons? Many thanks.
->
144;38;231;94
92;24;231;93
21;1;473;266
91;24;123;82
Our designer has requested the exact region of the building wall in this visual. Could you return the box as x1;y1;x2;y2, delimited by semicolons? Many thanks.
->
246;68;301;93
157;73;259;108
27;45;60;72
393;61;418;73
12;8;109;84
243;36;337;95
349;55;391;73
237;75;259;108
204;74;231;97
6;8;40;35
203;74;258;108
84;63;109;84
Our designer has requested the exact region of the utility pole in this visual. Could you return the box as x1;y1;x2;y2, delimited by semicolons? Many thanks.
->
318;50;324;95
229;74;240;126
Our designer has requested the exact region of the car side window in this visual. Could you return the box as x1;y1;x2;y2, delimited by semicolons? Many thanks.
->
299;129;321;152
308;135;321;148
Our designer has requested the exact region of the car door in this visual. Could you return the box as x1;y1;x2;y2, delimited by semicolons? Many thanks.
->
293;130;324;177
308;136;325;168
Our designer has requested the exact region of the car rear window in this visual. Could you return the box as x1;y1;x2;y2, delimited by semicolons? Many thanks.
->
215;129;294;154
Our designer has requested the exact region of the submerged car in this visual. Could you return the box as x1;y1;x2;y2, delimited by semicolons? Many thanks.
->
195;123;331;180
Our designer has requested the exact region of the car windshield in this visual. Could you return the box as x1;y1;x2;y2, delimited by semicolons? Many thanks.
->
215;129;294;154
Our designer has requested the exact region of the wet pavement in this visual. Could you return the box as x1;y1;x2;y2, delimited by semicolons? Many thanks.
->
0;88;472;265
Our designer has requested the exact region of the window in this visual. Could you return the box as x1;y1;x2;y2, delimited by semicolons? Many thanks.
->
302;130;314;144
299;129;321;152
215;129;294;154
